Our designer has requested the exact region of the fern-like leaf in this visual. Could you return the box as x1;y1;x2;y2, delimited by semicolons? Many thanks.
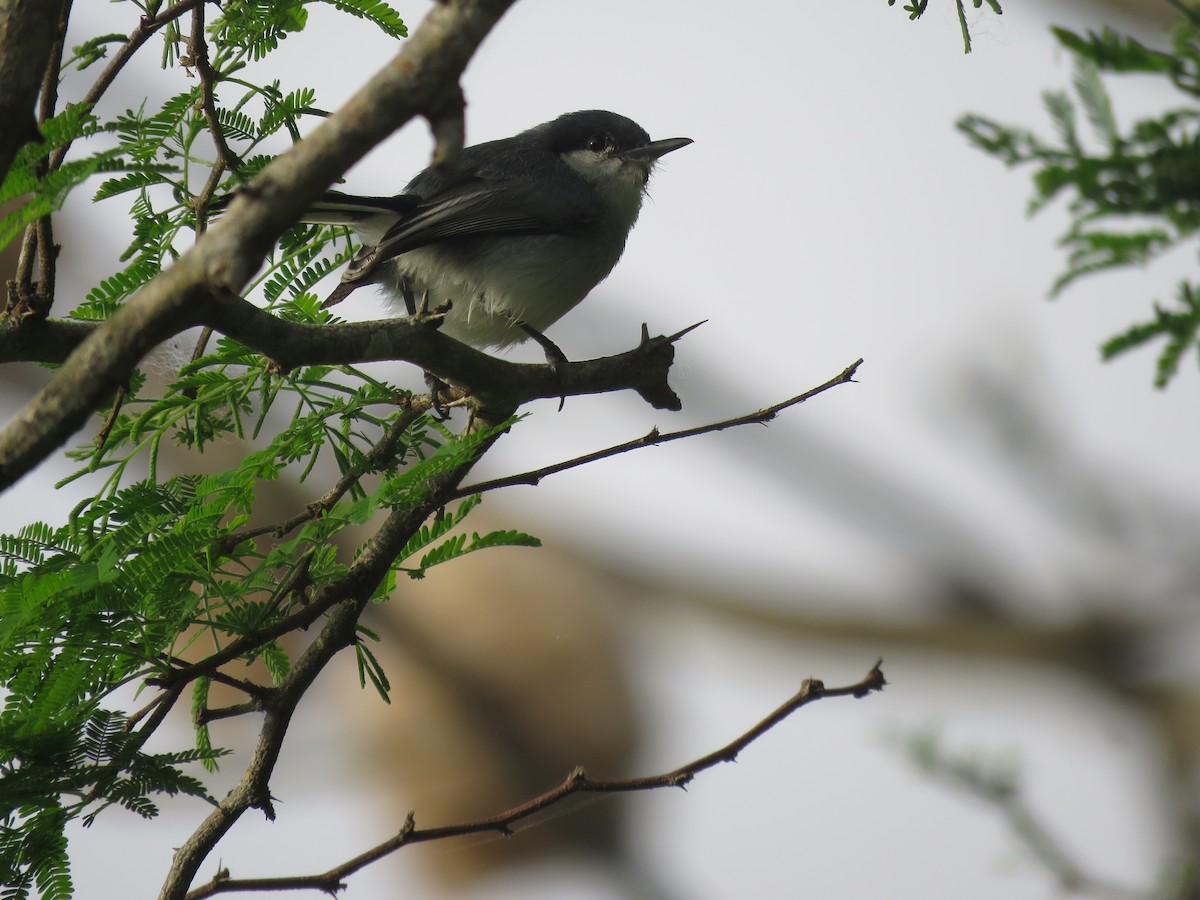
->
312;0;407;38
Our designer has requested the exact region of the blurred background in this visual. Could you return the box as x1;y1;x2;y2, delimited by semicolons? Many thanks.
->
3;0;1200;897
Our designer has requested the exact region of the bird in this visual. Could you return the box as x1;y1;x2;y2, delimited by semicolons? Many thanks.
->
299;110;692;355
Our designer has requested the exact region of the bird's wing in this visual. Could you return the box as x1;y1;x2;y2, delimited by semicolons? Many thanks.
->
343;166;601;283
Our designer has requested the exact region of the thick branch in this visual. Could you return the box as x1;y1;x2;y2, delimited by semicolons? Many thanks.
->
6;0;69;318
0;304;686;423
183;661;887;897
0;0;69;183
0;0;517;493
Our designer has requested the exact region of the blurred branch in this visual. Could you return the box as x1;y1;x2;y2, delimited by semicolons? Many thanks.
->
906;732;1148;900
183;660;887;898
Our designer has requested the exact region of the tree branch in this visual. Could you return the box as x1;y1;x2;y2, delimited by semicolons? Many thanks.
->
45;0;214;172
186;3;242;184
0;0;69;184
6;0;70;318
0;303;688;474
217;402;426;552
183;660;887;898
0;0;519;494
159;416;508;900
907;732;1146;900
183;0;242;363
450;357;864;500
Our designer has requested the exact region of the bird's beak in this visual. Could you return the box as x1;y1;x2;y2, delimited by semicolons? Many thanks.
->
623;137;693;161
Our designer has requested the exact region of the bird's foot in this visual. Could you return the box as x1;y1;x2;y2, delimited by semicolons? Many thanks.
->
518;321;569;411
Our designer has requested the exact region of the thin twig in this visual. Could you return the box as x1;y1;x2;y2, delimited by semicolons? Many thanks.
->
910;734;1146;900
449;358;864;501
10;0;208;316
94;384;127;450
184;660;887;898
185;1;241;363
125;685;173;730
219;404;423;551
251;548;315;627
36;1;71;129
9;0;71;315
189;326;216;363
196;700;265;725
33;215;57;318
13;221;39;299
153;409;427;698
32;0;69;315
160;416;506;900
47;0;213;172
159;655;272;699
188;3;242;181
79;682;185;807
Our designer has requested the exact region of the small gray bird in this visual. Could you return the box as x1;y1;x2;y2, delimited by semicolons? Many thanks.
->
300;110;691;352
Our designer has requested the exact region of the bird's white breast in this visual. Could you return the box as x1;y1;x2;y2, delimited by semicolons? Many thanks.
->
381;231;629;348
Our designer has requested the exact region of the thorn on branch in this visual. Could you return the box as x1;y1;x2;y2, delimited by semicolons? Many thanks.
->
253;790;277;822
668;319;707;343
800;678;824;699
853;658;887;698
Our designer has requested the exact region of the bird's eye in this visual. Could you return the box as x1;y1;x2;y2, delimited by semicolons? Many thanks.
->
587;134;613;153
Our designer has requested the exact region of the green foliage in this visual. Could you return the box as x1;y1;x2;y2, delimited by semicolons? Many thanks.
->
211;1;311;62
958;17;1200;385
0;1;563;895
888;0;1003;54
1;705;226;899
211;0;404;64
354;624;391;701
0;107;125;250
0;320;522;886
315;0;407;38
0;340;513;889
392;493;542;579
1101;282;1200;387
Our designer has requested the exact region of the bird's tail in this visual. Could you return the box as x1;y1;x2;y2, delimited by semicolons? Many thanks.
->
208;190;417;228
297;191;419;227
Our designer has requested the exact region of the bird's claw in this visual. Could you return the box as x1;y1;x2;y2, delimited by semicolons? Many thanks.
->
518;321;570;411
